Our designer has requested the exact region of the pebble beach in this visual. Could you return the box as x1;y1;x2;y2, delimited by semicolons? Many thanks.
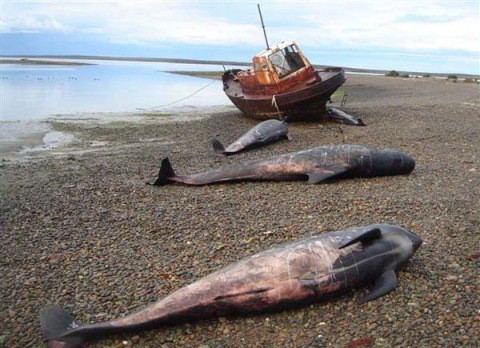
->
1;75;479;347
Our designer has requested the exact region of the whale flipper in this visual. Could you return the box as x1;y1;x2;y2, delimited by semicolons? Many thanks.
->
338;228;382;249
41;305;84;346
307;165;348;184
359;269;398;304
307;172;338;184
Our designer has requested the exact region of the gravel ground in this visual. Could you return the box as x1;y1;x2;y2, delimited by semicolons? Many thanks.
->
1;75;479;347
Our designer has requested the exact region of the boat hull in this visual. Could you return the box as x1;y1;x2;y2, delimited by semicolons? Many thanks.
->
223;68;346;121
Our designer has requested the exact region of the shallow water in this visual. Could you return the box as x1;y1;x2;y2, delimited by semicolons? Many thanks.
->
0;59;235;157
0;59;231;121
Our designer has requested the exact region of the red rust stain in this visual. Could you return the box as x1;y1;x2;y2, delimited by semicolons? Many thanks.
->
238;66;317;95
347;337;374;348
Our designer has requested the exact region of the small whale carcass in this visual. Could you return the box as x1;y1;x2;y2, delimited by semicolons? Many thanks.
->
151;144;415;186
212;119;290;156
327;107;366;126
41;224;422;347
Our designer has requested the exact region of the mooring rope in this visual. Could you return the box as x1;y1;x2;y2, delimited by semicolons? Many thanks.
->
137;79;218;111
271;95;286;121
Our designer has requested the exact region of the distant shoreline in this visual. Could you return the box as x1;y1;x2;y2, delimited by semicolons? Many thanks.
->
0;58;94;66
1;54;478;79
167;70;224;80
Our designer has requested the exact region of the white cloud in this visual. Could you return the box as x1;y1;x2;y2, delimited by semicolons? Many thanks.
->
102;1;262;46
1;10;71;33
1;0;479;54
281;1;480;53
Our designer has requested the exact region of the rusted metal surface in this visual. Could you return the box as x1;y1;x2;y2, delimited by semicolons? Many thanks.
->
222;41;346;121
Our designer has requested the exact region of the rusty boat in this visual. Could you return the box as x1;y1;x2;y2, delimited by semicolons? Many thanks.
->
222;40;346;121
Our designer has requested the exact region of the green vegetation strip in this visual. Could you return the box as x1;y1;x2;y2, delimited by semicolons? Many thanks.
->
167;71;224;79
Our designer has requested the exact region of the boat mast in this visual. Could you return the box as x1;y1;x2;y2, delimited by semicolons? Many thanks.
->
257;4;270;50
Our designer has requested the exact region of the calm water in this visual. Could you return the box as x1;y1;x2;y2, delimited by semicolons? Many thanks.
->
0;59;232;121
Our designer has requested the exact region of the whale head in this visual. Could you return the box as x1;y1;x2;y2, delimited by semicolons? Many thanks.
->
369;149;416;176
404;228;423;253
379;224;423;267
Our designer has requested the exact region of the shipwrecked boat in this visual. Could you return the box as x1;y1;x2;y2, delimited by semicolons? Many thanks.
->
222;40;346;122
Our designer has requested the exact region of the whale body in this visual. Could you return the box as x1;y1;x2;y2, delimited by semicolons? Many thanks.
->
41;224;422;347
151;144;415;186
212;119;290;156
327;108;366;126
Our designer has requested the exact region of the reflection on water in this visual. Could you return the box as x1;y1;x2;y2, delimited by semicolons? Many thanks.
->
0;59;232;121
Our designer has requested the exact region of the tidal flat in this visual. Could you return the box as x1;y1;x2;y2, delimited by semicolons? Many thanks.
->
0;58;94;66
0;75;478;347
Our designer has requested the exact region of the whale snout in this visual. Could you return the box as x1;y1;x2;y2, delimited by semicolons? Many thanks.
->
406;229;423;252
373;150;416;176
400;153;416;174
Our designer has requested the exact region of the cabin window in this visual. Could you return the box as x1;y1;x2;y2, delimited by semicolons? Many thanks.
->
268;45;305;78
254;61;269;71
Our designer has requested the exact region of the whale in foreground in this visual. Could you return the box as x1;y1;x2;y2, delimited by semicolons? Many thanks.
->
151;144;415;186
41;224;422;347
212;119;290;156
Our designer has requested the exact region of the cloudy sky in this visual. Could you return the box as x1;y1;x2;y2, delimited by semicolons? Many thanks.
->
1;0;479;74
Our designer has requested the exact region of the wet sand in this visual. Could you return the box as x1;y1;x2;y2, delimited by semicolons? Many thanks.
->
0;75;479;347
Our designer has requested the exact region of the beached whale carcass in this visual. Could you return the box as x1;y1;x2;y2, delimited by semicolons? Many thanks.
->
212;119;290;156
151;144;415;186
40;224;422;347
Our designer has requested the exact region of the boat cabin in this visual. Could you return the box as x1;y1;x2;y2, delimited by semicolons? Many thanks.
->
236;41;318;95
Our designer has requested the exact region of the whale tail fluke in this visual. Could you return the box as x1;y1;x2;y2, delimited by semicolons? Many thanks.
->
211;138;228;156
41;305;84;347
150;157;179;186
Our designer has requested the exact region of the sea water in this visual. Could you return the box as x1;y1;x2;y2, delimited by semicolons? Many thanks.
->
0;59;231;121
0;59;234;156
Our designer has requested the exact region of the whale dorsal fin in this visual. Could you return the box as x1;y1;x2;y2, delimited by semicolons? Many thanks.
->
359;269;398;304
338;228;382;249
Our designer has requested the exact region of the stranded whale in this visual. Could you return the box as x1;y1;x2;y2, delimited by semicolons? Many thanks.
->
327;108;366;126
151;144;415;186
212;119;290;156
41;224;422;347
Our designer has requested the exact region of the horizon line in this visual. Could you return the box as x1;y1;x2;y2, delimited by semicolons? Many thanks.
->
1;54;479;79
